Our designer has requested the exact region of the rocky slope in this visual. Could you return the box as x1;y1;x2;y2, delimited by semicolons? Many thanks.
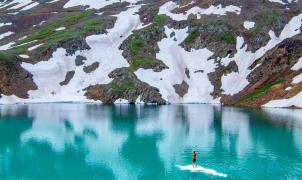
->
0;0;301;107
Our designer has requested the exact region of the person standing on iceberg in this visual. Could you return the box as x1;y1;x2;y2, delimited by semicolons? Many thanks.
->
193;151;197;167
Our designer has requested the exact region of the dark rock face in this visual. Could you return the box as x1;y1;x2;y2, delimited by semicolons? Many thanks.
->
180;20;238;60
185;68;190;79
247;37;302;84
208;61;239;98
0;61;37;98
60;71;75;86
83;62;100;73
221;35;302;106
75;55;87;66
173;81;189;97
85;68;166;104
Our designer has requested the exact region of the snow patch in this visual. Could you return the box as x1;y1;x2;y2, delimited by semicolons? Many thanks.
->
64;0;140;9
159;1;241;21
28;43;43;51
1;0;39;11
19;54;29;58
264;91;302;108
292;74;302;84
0;31;14;40
135;26;218;103
243;21;255;30
55;27;66;31
291;57;302;71
0;42;15;50
0;22;12;27
269;0;296;4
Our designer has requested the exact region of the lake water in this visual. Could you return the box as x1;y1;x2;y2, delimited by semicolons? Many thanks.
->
0;104;301;179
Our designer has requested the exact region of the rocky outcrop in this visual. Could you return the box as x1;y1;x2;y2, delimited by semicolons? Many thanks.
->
0;61;37;98
83;62;99;73
75;55;87;66
173;81;189;97
221;35;302;107
85;68;166;104
60;71;75;86
208;61;239;98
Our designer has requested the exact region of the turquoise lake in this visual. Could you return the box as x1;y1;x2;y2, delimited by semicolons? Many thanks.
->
0;104;301;179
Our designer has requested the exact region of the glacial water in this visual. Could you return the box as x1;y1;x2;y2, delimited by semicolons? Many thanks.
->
0;104;301;179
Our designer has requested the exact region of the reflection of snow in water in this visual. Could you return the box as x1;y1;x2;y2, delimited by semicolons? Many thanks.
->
263;108;302;153
221;107;251;157
19;104;134;179
1;104;302;178
136;105;217;170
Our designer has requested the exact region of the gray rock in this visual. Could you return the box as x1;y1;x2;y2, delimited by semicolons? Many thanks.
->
75;55;87;66
173;81;189;98
83;62;99;73
60;71;75;86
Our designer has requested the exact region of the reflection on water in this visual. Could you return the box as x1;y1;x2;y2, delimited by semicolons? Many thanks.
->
0;104;301;179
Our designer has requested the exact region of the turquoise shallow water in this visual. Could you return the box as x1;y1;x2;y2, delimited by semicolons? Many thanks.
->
0;104;302;179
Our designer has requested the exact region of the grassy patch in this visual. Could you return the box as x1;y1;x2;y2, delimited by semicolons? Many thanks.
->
110;80;135;95
5;10;116;62
153;15;166;26
17;10;94;45
131;57;159;69
239;80;283;104
127;35;160;70
0;51;16;63
128;35;144;57
220;32;236;44
184;29;199;44
83;17;105;32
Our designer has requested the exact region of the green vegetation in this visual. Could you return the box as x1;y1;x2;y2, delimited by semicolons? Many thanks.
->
127;35;159;69
252;10;281;33
185;29;199;44
0;51;16;63
153;15;167;27
184;21;236;45
3;10;116;62
83;17;105;32
128;35;144;57
220;32;236;44
131;57;159;69
17;10;94;45
239;80;283;104
110;80;135;95
146;5;158;18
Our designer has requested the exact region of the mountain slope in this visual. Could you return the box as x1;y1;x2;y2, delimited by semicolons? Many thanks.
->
0;0;301;107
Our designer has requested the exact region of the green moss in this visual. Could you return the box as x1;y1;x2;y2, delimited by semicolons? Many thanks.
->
83;17;105;32
17;10;94;45
185;29;199;44
111;80;135;95
0;51;16;63
153;15;166;26
128;35;144;57
146;6;158;18
131;57;159;69
220;32;236;44
239;80;283;104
